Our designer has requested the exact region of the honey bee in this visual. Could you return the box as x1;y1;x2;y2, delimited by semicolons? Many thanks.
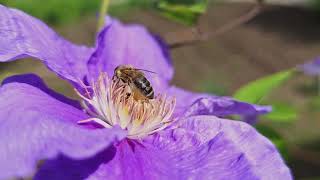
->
113;65;155;101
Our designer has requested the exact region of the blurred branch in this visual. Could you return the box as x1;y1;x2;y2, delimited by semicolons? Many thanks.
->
97;0;110;33
164;1;263;49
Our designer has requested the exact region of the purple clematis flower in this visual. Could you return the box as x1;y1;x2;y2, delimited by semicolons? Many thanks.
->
298;57;320;76
0;5;292;180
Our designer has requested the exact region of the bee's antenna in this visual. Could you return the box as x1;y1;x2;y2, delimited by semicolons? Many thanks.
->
135;68;157;74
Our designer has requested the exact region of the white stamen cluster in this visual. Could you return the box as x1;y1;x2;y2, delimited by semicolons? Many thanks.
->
77;72;176;139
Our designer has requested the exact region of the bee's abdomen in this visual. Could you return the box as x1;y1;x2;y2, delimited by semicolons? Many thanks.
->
134;76;154;99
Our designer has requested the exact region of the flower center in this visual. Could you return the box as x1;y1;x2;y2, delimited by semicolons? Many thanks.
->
76;72;176;139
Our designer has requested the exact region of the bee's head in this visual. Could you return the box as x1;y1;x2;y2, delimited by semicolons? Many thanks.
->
114;66;122;78
114;65;134;78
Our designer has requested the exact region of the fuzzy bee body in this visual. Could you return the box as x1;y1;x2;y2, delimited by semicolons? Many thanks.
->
113;65;154;100
133;75;154;99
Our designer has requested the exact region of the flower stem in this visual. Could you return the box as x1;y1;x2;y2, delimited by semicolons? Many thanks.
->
97;0;110;33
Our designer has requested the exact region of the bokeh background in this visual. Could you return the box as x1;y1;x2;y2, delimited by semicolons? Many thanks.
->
1;0;320;179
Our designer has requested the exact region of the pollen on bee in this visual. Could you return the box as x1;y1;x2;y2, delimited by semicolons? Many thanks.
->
75;72;176;139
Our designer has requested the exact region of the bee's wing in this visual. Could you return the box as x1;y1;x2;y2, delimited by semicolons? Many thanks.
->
134;68;157;74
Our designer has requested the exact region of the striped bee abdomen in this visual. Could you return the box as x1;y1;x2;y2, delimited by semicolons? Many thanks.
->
134;76;154;99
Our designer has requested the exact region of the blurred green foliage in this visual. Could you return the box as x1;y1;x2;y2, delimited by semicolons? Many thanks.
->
234;69;298;122
234;70;295;104
0;0;100;25
234;70;298;122
0;0;152;26
156;0;208;25
234;69;298;123
310;0;320;12
264;102;298;122
0;0;209;26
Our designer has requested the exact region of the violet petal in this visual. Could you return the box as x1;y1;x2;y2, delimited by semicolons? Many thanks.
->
2;73;82;109
0;5;93;84
298;57;320;76
84;116;291;179
167;86;271;123
0;82;126;179
34;146;117;180
166;86;213;116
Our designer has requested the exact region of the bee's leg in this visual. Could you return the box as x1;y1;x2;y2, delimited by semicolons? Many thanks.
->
120;91;130;103
112;75;118;82
123;84;132;99
125;92;131;100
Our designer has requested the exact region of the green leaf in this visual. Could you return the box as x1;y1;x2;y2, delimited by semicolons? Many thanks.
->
255;124;289;161
156;0;208;25
233;69;295;104
264;102;298;122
